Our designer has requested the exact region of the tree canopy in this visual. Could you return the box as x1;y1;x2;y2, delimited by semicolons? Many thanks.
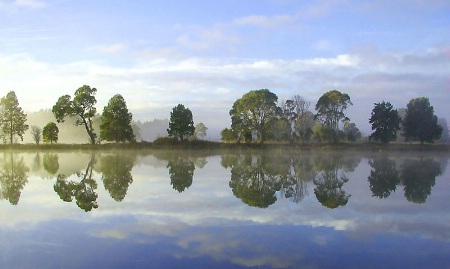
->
402;97;442;144
100;94;135;143
43;122;59;144
229;89;280;144
369;101;401;143
52;85;98;144
315;90;352;143
0;91;29;144
167;104;195;140
194;122;207;140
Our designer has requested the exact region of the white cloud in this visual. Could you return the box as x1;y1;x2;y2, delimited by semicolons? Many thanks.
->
0;0;47;9
87;43;125;54
0;44;448;137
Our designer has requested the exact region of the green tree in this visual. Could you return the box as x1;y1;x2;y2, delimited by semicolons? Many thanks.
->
194;122;208;140
369;101;401;143
221;128;238;142
343;122;361;142
30;125;42;145
100;94;135;142
167;104;195;140
315;90;352;143
229;89;280;144
402;97;442;144
43;122;59;144
0;91;29;144
52;85;98;144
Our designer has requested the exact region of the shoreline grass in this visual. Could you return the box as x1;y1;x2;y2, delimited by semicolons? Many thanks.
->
0;140;449;153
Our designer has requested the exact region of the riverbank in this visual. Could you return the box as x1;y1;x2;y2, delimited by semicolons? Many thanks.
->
0;140;449;152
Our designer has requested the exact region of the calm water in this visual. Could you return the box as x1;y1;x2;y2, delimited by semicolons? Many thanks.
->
0;150;449;269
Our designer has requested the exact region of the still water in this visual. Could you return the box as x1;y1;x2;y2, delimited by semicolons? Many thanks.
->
0;150;449;269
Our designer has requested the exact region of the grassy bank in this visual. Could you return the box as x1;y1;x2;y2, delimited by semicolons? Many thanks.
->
0;140;449;153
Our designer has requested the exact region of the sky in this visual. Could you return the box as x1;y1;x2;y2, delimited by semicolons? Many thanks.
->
0;0;449;139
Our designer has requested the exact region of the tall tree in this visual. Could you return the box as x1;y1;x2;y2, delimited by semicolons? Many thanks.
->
230;89;280;144
100;94;135;142
0;91;29;144
402;97;442;144
315;90;352;143
52;85;98;144
282;95;314;142
30;125;42;145
43;122;59;144
167;104;195;140
369;101;401;143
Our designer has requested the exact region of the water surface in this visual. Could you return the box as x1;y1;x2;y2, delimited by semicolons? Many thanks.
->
0;150;449;269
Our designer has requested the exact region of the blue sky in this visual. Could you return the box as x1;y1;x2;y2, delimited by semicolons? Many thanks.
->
1;0;449;138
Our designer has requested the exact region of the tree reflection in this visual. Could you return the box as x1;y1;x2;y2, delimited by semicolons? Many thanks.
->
168;157;195;193
54;155;98;211
368;157;400;199
99;154;135;201
400;158;441;204
228;155;281;208
280;156;316;204
0;153;29;205
43;153;59;175
312;155;355;209
32;153;41;172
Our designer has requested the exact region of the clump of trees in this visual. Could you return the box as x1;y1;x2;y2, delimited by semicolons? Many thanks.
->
222;89;355;144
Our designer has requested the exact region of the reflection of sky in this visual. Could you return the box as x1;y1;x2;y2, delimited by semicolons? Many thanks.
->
0;152;449;268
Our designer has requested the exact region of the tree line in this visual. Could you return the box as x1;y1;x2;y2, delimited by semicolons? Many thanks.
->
0;86;447;145
221;89;445;145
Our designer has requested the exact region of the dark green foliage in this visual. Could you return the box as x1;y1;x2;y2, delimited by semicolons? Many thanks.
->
100;94;135;142
43;122;59;144
229;89;280;144
0;91;29;144
52;85;97;144
100;154;135;201
167;104;195;140
369;101;401;143
167;157;195;192
400;158;441;203
368;157;400;199
315;90;352;143
53;156;98;211
402;97;442;144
